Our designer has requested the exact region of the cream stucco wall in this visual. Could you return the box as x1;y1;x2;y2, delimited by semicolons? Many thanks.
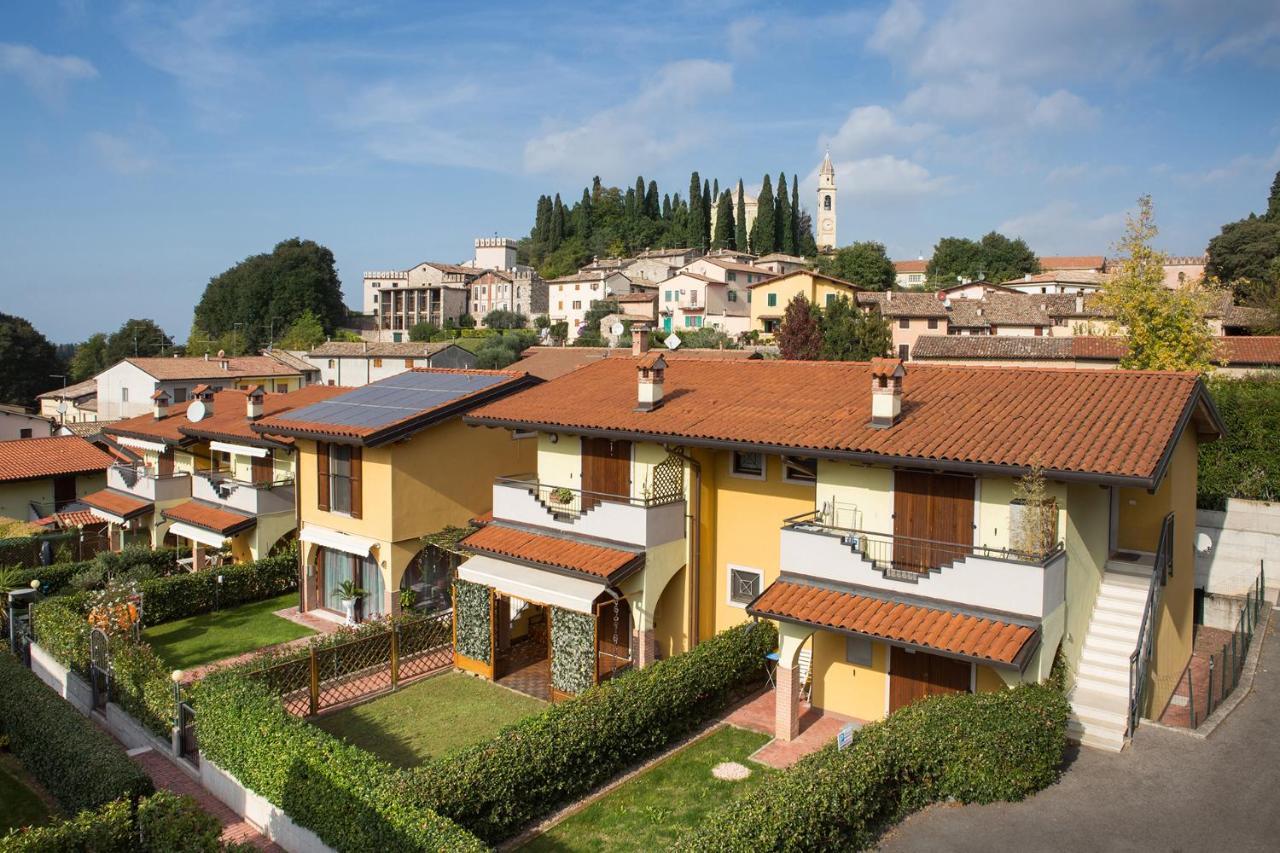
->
1059;481;1111;687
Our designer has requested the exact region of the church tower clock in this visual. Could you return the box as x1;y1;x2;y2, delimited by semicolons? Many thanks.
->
817;149;837;252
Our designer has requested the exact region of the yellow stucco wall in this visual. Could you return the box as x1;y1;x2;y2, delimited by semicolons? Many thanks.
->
1060;482;1110;686
1149;429;1198;713
536;432;578;489
0;472;106;521
653;565;688;659
749;273;860;331
810;631;889;721
975;664;1007;693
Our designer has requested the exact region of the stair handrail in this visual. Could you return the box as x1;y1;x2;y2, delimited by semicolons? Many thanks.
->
1127;511;1175;737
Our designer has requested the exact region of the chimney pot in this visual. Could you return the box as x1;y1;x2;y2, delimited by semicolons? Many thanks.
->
632;323;651;356
868;358;906;428
151;390;170;420
635;352;667;411
245;385;265;420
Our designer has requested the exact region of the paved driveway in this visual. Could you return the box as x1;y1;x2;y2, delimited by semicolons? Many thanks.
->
881;615;1280;853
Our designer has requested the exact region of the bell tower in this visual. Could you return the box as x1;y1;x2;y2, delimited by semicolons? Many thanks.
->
816;149;837;252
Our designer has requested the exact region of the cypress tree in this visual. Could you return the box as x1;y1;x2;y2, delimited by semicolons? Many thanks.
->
549;193;565;250
591;176;602;203
1268;170;1280;221
713;190;735;250
534;195;551;245
688;171;704;249
576;188;592;242
776;172;794;256
750;174;776;255
625;186;637;221
735;179;748;254
635;176;646;213
662;193;672;221
646;180;660;219
712;178;719;203
791;174;801;255
702;179;712;249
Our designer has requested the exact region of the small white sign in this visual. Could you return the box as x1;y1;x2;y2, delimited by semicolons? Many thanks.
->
837;722;856;751
664;333;682;350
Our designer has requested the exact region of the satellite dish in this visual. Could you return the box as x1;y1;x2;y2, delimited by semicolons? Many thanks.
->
187;400;207;423
56;401;68;415
664;333;682;350
610;322;624;336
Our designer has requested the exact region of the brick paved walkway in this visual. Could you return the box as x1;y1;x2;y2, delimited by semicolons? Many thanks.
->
131;748;281;851
725;688;862;768
1157;625;1233;728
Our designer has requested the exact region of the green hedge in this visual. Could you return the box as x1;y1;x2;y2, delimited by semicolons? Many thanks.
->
549;605;594;694
137;550;296;625
30;592;92;674
11;561;90;596
452;579;490;663
0;791;232;853
109;639;175;738
1200;376;1280;509
406;620;777;843
196;671;485;853
0;651;153;814
682;683;1070;851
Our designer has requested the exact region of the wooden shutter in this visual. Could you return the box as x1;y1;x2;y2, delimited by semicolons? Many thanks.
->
317;442;330;511
251;452;272;485
350;446;363;519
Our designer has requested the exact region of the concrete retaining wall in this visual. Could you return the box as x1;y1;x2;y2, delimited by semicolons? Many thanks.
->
200;759;335;853
1196;498;1277;629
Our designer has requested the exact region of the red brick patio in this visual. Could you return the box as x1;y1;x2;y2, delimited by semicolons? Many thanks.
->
726;688;862;768
1158;625;1235;728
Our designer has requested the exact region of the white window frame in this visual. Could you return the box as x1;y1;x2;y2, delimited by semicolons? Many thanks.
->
781;455;817;484
729;450;765;480
726;565;763;608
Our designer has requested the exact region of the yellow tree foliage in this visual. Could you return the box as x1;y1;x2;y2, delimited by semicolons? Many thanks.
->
1098;195;1220;374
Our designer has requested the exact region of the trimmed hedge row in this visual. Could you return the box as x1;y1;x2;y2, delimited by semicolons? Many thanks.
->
681;682;1070;851
0;651;153;814
405;620;778;843
11;547;186;596
195;671;485;853
138;550;296;625
1199;376;1280;509
0;791;233;853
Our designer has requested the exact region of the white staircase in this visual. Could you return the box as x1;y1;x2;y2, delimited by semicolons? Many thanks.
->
1067;566;1152;751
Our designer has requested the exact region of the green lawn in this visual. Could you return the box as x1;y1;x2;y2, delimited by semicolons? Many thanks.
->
142;592;315;670
313;672;545;768
0;756;53;833
521;726;773;852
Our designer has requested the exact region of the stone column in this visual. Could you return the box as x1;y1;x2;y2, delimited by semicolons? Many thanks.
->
192;542;205;572
776;664;801;741
632;628;657;668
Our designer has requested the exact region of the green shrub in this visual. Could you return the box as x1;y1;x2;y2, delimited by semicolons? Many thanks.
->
110;639;176;738
452;579;491;663
12;560;91;595
1199;376;1280;509
406;620;777;843
196;672;484;852
0;651;153;814
1;792;231;853
683;682;1070;851
136;549;296;625
31;592;92;673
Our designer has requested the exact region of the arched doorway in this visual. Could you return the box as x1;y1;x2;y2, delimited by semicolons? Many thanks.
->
399;542;463;613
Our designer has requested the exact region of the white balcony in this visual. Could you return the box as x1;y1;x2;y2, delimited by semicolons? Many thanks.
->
192;471;295;517
779;512;1066;619
107;465;191;503
491;476;686;549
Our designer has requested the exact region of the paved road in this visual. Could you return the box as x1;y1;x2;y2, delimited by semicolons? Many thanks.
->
881;614;1280;853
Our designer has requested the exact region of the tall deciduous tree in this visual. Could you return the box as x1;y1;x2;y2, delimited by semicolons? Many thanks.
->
277;309;327;350
815;242;895;290
734;180;749;253
713;191;735;250
819;296;892;360
0;312;61;405
68;333;109;381
750;174;776;255
1098;195;1218;374
977;232;1039;283
776;294;822;360
105;318;170;362
1206;170;1280;292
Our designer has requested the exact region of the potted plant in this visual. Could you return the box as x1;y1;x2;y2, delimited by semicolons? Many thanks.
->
336;579;368;625
398;587;418;613
550;487;574;506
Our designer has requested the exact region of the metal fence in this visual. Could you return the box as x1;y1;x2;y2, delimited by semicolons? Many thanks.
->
250;612;453;716
1186;562;1266;728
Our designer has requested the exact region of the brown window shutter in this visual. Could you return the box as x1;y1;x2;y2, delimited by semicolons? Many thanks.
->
317;442;330;511
252;452;271;485
350;447;363;519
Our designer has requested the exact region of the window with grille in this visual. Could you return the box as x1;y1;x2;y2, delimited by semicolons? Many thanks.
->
731;451;764;478
729;567;762;606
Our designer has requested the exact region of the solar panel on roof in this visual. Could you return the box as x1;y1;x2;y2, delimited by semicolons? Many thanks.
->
275;372;509;430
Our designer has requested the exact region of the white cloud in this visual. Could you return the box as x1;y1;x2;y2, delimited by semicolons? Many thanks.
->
822;105;933;159
523;59;732;177
1174;144;1280;186
997;200;1127;252
867;0;924;54
1027;89;1100;128
87;131;155;175
902;73;1097;130
1045;162;1127;183
727;17;764;57
0;42;97;104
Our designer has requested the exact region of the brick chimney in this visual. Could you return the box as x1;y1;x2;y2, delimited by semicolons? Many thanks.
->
192;384;214;416
245;385;265;420
635;351;667;412
632;323;651;355
151;389;170;420
868;358;906;428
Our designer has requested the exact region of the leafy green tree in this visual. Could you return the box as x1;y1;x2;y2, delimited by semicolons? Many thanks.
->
550;321;569;343
712;191;735;250
0;312;62;405
735;180;749;254
675;327;737;349
277;310;327;350
750;175;776;255
1098;196;1218;374
815;242;895;290
105;318;170;362
776;173;795;255
978;232;1039;283
819;296;892;360
193;238;346;351
1206;215;1280;289
797;208;818;257
408;320;440;342
474;330;538;369
533;314;551;330
776;294;821;360
925;232;1038;287
1269;170;1280;221
483;309;527;329
68;333;109;381
925;237;985;287
573;298;622;347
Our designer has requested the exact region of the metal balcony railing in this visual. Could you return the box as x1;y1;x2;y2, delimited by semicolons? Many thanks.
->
495;474;684;517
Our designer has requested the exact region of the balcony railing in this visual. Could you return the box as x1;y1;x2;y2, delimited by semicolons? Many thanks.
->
780;510;1066;619
491;475;686;549
193;471;295;516
107;464;191;503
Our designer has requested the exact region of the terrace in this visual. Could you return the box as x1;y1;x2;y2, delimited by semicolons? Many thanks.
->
491;474;685;549
191;469;295;516
106;463;191;503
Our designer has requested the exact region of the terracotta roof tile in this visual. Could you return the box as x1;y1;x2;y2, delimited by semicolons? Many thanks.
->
462;523;641;581
0;436;116;482
512;346;760;381
912;336;1075;360
125;356;303;381
162;500;256;535
894;260;928;273
108;386;349;447
32;509;105;529
83;489;153;520
1037;255;1106;271
857;291;949;318
1218;336;1280;365
467;357;1211;484
750;578;1037;666
307;341;464;358
37;377;97;400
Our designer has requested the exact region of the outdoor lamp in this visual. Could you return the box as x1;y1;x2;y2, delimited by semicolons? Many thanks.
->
30;580;39;589
171;669;184;684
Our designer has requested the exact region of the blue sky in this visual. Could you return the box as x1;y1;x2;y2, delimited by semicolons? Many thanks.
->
2;0;1279;344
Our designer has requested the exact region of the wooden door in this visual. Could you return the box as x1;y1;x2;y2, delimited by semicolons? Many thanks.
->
52;475;77;510
251;453;272;485
157;448;174;476
889;647;971;712
892;470;974;572
581;438;631;504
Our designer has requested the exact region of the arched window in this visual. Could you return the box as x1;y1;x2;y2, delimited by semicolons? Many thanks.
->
823;195;832;211
400;542;462;612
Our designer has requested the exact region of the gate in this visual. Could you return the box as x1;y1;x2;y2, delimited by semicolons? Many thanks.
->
89;627;110;712
178;701;199;765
